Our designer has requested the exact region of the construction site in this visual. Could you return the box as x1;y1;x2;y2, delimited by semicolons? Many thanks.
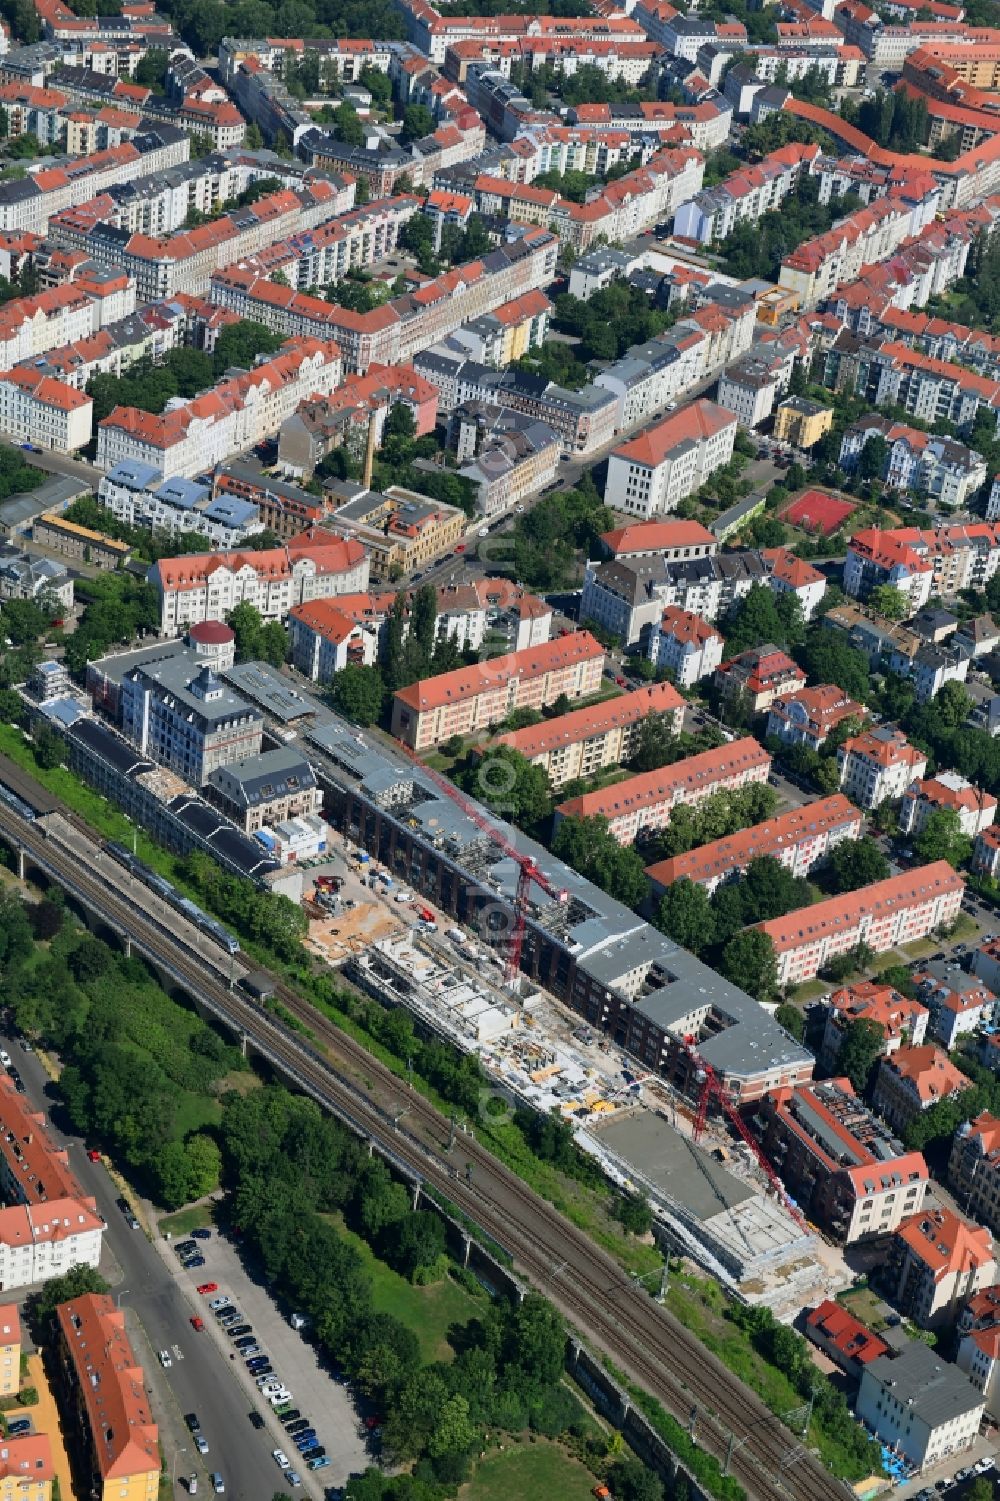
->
330;885;839;1312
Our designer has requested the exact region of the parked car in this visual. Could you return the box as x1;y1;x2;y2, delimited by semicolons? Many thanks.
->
248;1412;264;1430
183;1255;206;1269
7;1421;31;1438
210;1474;224;1495
272;1450;290;1471
284;1421;310;1436
158;1350;172;1368
86;1148;101;1161
174;1240;197;1256
191;1227;212;1240
197;1283;218;1295
190;1317;205;1332
184;1415;201;1434
195;1437;209;1457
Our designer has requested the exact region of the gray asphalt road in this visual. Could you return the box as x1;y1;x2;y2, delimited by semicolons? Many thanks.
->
9;1042;294;1501
17;447;100;486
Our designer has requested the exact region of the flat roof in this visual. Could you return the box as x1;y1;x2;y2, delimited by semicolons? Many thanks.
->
595;1110;755;1221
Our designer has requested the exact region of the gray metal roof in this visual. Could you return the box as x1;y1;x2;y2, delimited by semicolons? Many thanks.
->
864;1344;984;1426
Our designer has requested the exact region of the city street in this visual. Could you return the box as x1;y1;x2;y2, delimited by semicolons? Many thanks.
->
6;1039;306;1501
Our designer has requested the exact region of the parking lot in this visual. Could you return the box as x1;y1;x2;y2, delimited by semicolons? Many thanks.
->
159;1225;370;1492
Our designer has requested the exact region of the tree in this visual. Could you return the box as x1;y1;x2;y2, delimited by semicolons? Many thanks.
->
607;1458;664;1501
856;433;889;483
935;679;973;728
31;1265;109;1332
552;815;648;909
460;745;551;829
720;929;778;1000
213;320;282;376
836;1017;886;1093
245;122;264;149
828;837;890;892
869;585;910;621
401;103;435;143
29;899;62;941
330;664;385;726
915;807;972;868
334;102;364;144
614;1192;653;1236
657;878;715;956
774;1002;805;1041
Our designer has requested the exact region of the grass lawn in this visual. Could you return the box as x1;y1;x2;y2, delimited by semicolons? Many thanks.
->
159;1204;214;1237
788;978;830;1003
327;1213;484;1363
459;1438;597;1501
837;1285;888;1331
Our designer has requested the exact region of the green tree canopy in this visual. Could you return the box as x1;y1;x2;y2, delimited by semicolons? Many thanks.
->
828;837;890;893
329;663;385;726
720;929;778;1000
836;1017;886;1093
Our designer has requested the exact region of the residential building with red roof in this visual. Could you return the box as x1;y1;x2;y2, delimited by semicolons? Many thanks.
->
840;415;987;508
913;968;999;1049
761;546;827;619
973;823;1000;882
957;1281;1000;1419
276;362;439;478
97;336;343;480
820;981;930;1071
888;1206;995;1327
750;1076;930;1242
901;771;997;840
289;597;379;682
837;725;928;809
555;735;770;844
872;1040;974;1132
805;1299;890;1380
597;517;718;562
0;1303;20;1398
604;399;736;519
758;862;964;986
647;604;724;686
844;527;935;613
390;631;605;751
0;364;92;451
56;1293;159;1501
484;681;684;790
765;683;866;751
148;527;370;634
714;643;806;712
0;1434;54;1501
421;190;474;252
646;792;863;898
950;1113;1000;1245
673;141;819;245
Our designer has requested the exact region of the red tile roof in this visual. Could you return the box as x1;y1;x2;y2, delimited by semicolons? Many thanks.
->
645;794;862;889
757;862;965;955
394;631;604;714
556;737;770;822
491;681;683;761
611;399;736;468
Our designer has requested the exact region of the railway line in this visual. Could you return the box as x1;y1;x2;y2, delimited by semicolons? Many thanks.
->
0;756;847;1501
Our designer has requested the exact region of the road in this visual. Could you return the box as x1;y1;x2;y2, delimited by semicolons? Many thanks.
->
18;446;100;487
0;782;847;1501
8;1045;307;1501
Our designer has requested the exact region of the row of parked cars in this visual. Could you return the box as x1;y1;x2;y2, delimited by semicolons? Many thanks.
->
914;1455;995;1501
199;1290;331;1482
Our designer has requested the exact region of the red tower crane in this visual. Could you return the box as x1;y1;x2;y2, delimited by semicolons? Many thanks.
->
687;1043;809;1231
402;750;567;981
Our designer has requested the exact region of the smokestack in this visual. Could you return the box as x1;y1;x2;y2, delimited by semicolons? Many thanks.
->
362;411;378;492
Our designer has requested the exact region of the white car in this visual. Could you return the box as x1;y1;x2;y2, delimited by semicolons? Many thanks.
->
974;1458;995;1474
194;1437;209;1456
478;526;489;537
0;1051;11;1068
157;1350;172;1368
394;890;412;903
267;1389;293;1406
272;1450;290;1471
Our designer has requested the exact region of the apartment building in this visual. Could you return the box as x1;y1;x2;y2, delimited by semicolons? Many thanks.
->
0;1435;53;1501
820;981;930;1072
457;412;561;519
715;352;783;429
390;631;606;751
148;529;370;635
973;825;1000;881
598;518;719;565
486;682;685;790
206;746;323;835
56;1294;159;1501
647;605;724;687
288;598;379;682
900;772;997;839
773;395;834;449
554;736;771;845
277;362;439;478
914;968;999;1049
888;1206;996;1328
837;726;929;809
321;486;466;580
0;126;187;236
840;415;988;507
0;277;133;370
96;337;343;479
872;1042;974;1133
949;1111;1000;1235
860;340;1000;431
0;1304;19;1398
843;528;935;614
805;1301;889;1382
98;461;263;549
757;863;965;986
714;644;806;712
856;1344;984;1473
209;228;559;374
0;366;91;451
121;658;263;785
778;190;940;308
579;547;774;647
958;1284;1000;1420
765;684;865;751
439;287;551;369
603;400;738;519
750;1077;930;1243
0;1074;103;1287
672;142;819;245
646;793;863;898
857;523;1000;603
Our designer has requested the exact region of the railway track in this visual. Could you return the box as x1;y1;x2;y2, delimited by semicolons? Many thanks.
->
0;766;848;1501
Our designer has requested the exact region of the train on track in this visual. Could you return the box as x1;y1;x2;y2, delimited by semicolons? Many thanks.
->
103;841;241;955
0;783;38;822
